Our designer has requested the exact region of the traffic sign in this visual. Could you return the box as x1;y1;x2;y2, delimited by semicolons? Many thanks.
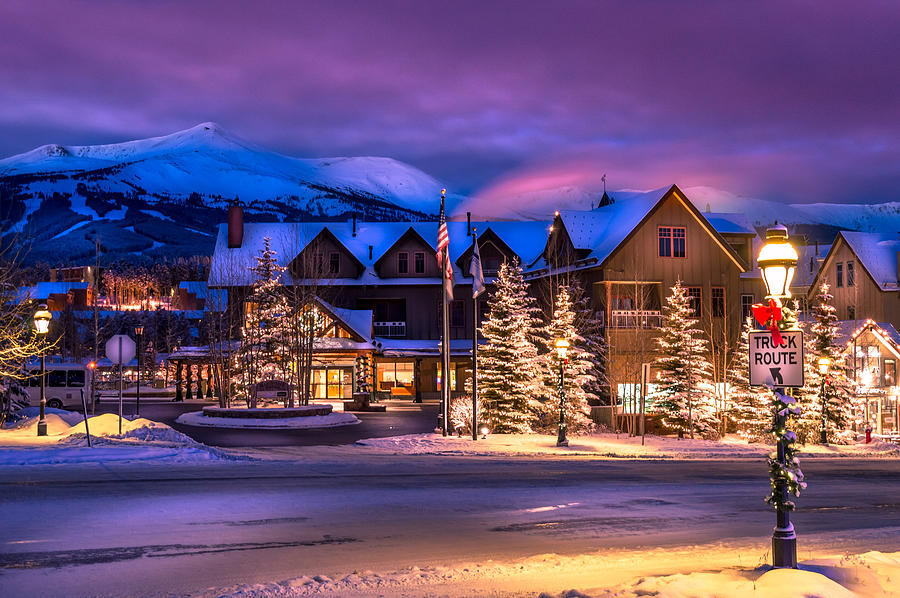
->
106;334;136;365
749;330;804;387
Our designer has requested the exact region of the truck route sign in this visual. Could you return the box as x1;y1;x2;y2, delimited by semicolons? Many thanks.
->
748;330;804;387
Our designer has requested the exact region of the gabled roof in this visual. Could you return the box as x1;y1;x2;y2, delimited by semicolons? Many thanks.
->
372;227;436;270
838;319;900;359
454;227;521;273
811;231;900;293
209;219;551;287
553;185;748;272
289;227;366;275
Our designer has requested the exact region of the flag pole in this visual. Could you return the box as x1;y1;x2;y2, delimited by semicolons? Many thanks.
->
472;228;479;441
442;249;450;436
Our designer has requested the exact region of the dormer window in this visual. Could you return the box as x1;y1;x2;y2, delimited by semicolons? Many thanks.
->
329;252;340;274
484;256;500;275
658;226;686;258
398;252;409;274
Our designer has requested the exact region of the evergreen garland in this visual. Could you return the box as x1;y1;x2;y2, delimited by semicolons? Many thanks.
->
766;386;807;510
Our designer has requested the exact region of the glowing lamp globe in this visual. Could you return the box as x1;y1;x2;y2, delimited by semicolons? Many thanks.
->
758;225;798;299
33;305;52;335
134;326;144;336
555;338;570;360
817;356;832;375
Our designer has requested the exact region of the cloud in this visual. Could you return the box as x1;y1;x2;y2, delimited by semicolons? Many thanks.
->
1;0;899;202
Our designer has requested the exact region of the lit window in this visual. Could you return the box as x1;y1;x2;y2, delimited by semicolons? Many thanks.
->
398;252;409;274
836;262;843;288
712;287;725;317
414;252;425;274
741;294;754;321
687;287;702;318
847;261;855;287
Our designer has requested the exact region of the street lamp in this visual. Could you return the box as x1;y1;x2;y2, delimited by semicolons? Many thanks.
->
33;305;52;437
134;326;144;417
818;356;832;444
758;224;799;301
555;338;570;447
758;225;801;569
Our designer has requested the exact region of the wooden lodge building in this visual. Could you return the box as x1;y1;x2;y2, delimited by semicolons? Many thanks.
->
209;184;775;415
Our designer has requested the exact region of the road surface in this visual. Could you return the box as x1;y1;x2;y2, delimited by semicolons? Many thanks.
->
1;457;899;597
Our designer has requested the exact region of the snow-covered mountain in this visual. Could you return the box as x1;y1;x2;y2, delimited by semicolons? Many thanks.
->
458;182;900;242
0;123;449;263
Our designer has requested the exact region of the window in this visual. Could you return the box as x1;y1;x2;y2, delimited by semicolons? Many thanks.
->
48;370;67;387
658;227;686;258
450;300;465;328
484;256;500;275
741;294;754;322
329;252;340;274
847;261;855;287
67;370;85;387
313;253;324;275
884;359;896;387
687;287;702;318
398;252;409;274
712;287;725;317
848;305;855;320
836;262;843;287
414;251;425;274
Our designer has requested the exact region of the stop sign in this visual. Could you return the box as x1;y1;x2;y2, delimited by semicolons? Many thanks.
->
106;334;136;365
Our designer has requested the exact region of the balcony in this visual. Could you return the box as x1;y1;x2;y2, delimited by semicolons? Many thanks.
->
610;310;661;329
374;321;406;337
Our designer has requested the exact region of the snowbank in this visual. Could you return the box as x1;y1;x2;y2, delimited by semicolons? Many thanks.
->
356;432;900;459
209;547;900;597
176;410;360;429
0;411;236;464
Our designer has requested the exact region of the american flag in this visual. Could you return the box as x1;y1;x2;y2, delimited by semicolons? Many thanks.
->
437;189;453;299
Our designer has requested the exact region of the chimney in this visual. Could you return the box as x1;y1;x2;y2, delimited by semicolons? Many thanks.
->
368;245;373;260
352;214;358;237
227;205;244;248
467;212;471;236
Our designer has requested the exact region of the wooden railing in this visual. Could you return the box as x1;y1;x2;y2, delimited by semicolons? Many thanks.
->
373;321;406;337
609;310;662;329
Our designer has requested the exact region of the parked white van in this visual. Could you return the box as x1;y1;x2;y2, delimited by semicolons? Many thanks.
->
24;363;92;410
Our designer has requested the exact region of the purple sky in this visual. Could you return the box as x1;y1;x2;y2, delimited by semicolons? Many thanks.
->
2;1;900;202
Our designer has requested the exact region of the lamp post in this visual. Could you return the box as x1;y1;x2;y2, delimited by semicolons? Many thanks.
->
555;338;569;447
134;326;143;417
33;305;52;437
757;224;801;569
818;356;831;444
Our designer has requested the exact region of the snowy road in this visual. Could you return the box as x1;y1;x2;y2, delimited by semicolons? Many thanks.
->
1;457;899;597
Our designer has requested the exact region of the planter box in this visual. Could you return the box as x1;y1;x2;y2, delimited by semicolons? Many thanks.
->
201;405;332;419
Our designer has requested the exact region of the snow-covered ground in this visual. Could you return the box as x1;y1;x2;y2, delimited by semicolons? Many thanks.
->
355;431;900;459
175;410;360;429
0;408;236;464
210;547;900;597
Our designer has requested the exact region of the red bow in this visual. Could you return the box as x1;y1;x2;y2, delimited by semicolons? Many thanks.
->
752;299;785;346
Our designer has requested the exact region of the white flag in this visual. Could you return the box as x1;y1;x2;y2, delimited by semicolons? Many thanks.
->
470;233;485;298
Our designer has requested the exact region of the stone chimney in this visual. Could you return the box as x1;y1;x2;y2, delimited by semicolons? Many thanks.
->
467;212;471;236
227;205;244;248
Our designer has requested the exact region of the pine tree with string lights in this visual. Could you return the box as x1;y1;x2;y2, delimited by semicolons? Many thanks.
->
729;316;773;442
651;280;719;438
479;259;543;433
804;283;856;443
230;237;290;407
538;283;595;433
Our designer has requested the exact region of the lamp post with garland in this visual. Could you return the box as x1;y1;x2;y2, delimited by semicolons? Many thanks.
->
555;338;569;447
755;224;805;569
817;356;831;444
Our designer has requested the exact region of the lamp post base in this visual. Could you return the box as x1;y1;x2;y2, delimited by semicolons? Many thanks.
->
772;525;798;568
37;398;47;437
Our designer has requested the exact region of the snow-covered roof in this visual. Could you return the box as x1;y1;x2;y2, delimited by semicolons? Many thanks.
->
30;281;90;298
208;220;550;287
315;296;373;341
178;280;227;308
374;338;480;357
839;232;900;291
836;320;900;355
703;212;755;235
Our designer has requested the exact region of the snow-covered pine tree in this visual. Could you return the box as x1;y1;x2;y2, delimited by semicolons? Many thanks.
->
538;283;595;433
729;316;772;442
478;259;544;433
652;280;719;439
806;283;855;443
230;237;290;407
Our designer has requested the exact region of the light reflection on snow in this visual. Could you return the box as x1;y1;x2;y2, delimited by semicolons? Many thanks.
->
525;502;580;513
